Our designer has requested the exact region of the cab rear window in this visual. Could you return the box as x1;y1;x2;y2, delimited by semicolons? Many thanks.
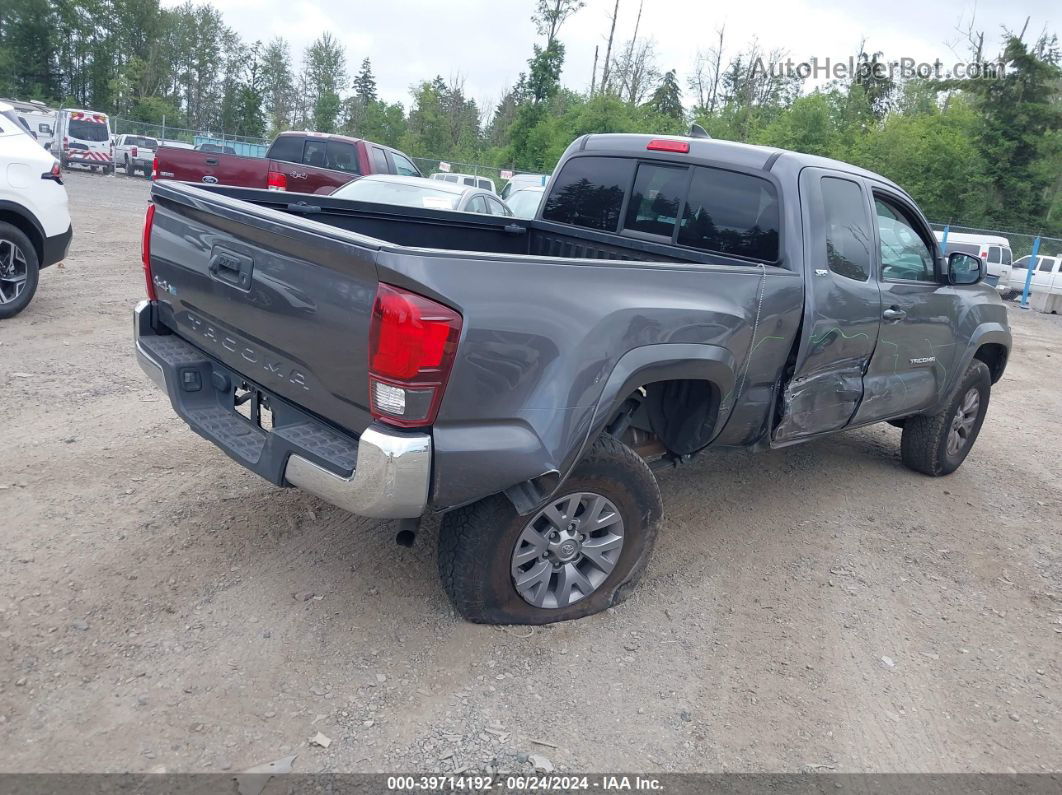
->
542;156;635;232
543;154;780;261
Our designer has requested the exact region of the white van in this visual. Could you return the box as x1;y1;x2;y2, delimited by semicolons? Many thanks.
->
56;108;113;173
430;172;496;194
933;231;1012;282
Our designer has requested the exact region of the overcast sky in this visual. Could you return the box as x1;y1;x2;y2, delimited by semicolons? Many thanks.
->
168;0;1060;113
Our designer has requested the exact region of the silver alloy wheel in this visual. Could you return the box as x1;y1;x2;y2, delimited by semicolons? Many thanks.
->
0;239;28;305
947;386;980;457
510;491;625;609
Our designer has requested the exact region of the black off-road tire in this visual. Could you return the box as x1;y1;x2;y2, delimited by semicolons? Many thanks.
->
438;435;663;625
126;157;135;176
0;222;40;320
901;360;991;476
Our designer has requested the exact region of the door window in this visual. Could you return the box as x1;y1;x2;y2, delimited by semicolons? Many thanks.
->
821;177;872;281
466;195;488;214
390;152;419;176
623;163;686;238
987;246;1002;264
485;196;510;216
370;147;388;173
874;198;936;283
1002;248;1013;265
1037;257;1056;273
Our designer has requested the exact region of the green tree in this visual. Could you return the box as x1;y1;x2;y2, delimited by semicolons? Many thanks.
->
260;37;295;133
353;57;377;102
647;69;683;120
302;32;346;133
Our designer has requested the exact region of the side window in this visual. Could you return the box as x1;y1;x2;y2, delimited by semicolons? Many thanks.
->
820;177;872;281
486;196;510;216
542;156;635;232
303;139;327;168
370;147;388;173
987;246;1002;264
267;135;303;164
466;195;488;214
874;198;935;283
325;141;360;174
390;152;419;177
478;179;493;191
622;163;686;238
678;166;780;261
1002;248;1013;265
1038;257;1055;272
1012;256;1030;270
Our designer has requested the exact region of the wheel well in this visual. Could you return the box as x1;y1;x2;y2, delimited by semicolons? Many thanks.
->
609;378;722;459
0;208;44;264
974;343;1007;383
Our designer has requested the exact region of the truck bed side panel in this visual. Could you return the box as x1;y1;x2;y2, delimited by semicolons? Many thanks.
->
149;182;381;434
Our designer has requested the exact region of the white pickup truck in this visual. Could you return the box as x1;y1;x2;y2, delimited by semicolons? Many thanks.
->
113;134;158;177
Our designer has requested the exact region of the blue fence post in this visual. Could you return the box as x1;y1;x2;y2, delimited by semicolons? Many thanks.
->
940;224;950;254
1020;236;1042;309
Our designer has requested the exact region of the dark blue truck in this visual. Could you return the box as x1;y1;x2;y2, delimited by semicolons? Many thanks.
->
134;133;1011;624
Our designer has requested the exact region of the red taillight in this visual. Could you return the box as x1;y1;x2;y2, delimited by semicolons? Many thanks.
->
41;162;62;183
267;170;287;191
151;156;158;180
131;145;138;158
646;138;690;153
368;284;462;427
142;203;157;301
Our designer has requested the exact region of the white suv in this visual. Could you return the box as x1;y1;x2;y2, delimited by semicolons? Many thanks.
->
0;101;73;318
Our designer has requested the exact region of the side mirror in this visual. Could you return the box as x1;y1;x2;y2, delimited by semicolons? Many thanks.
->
948;251;984;285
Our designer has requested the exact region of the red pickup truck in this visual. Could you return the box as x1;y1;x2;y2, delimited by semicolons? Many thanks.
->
152;131;422;194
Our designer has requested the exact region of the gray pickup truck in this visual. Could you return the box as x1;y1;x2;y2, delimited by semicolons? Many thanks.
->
134;133;1010;624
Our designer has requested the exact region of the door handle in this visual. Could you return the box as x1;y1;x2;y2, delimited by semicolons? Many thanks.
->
883;307;907;322
205;157;218;165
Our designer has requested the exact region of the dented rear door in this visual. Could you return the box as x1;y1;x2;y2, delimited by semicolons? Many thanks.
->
774;168;881;443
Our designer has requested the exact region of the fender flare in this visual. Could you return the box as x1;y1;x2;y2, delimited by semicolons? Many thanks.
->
568;343;737;475
950;322;1011;392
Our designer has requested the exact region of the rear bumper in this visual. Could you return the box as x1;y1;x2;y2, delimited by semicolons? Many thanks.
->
133;300;430;519
41;224;73;268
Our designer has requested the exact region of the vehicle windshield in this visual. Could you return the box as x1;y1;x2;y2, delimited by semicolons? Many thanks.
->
332;179;460;210
69;119;109;141
506;189;543;219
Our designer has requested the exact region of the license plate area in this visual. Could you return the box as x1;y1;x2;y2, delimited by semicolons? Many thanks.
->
233;383;274;430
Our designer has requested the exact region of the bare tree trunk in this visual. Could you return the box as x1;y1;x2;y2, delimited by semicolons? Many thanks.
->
708;25;725;113
623;0;643;103
589;45;599;95
601;0;620;93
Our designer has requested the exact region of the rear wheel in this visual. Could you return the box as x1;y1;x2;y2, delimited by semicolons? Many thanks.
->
438;435;662;624
901;360;991;476
0;223;40;319
125;157;135;176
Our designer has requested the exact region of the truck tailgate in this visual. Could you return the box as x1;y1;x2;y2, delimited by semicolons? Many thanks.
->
148;181;382;433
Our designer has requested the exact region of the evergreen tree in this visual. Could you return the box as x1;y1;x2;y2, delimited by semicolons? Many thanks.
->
647;69;683;120
354;57;377;102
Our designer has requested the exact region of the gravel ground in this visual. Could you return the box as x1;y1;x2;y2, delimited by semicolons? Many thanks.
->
1;170;1059;774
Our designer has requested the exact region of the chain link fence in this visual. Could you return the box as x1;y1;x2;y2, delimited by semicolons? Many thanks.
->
112;118;270;157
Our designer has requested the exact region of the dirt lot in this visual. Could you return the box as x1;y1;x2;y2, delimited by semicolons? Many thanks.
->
1;170;1059;774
